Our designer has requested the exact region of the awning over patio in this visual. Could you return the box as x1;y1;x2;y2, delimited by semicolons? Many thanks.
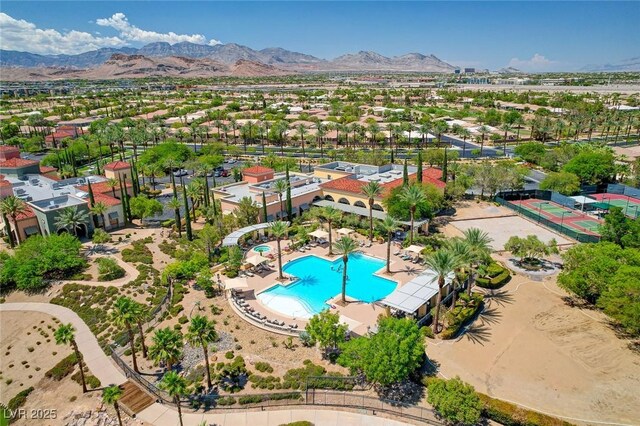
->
570;195;597;205
309;229;329;239
336;227;354;236
245;255;268;267
405;244;425;254
380;270;453;314
222;222;290;247
224;277;248;290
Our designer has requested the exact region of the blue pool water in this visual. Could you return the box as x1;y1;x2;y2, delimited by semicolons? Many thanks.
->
259;253;397;316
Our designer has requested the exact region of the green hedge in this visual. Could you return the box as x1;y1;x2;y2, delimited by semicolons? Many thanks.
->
478;393;575;426
441;293;484;340
216;396;237;406
476;263;511;289
45;353;78;380
7;387;34;411
238;392;302;405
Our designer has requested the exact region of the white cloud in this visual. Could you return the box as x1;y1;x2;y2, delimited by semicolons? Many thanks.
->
0;13;126;55
208;39;222;46
508;53;557;71
96;12;217;45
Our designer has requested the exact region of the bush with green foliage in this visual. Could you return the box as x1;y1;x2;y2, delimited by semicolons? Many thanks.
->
97;257;126;281
91;229;111;244
7;387;34;411
441;293;484;340
426;377;482;425
478;392;574;426
0;234;86;291
216;396;236;406
305;310;348;357
338;317;425;388
45;353;78;380
71;371;101;389
255;362;274;373
475;262;511;289
121;238;154;264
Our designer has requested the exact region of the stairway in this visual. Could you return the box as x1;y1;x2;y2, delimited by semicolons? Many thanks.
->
118;380;155;416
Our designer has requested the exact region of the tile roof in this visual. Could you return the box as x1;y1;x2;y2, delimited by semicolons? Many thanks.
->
16;205;37;220
0;179;11;187
242;166;274;176
0;158;39;168
78;181;130;195
0;146;19;153
39;166;57;174
103;161;131;171
91;193;122;207
320;168;445;196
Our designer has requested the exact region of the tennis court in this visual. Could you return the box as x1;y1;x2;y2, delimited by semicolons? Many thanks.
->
517;198;602;236
590;193;640;218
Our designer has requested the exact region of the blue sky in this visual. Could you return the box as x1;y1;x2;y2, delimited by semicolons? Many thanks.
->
1;1;639;71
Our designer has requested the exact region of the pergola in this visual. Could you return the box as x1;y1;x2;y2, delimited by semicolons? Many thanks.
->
222;222;290;247
380;270;454;318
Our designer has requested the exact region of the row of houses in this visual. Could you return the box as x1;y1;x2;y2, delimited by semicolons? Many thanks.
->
0;146;130;243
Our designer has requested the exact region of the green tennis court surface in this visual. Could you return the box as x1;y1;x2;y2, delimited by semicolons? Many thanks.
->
529;202;578;218
573;220;602;232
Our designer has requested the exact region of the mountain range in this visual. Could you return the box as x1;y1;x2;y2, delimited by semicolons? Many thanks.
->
0;54;294;81
0;41;456;75
581;57;640;72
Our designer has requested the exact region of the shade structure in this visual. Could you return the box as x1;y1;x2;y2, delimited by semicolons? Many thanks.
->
405;244;425;254
224;277;248;290
245;255;268;267
309;229;329;239
336;227;354;236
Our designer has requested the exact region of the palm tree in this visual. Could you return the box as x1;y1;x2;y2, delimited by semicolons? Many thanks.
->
132;302;148;358
149;327;184;372
111;297;140;373
91;201;108;229
399;185;427;244
321;206;341;255
106;178;118;198
159;371;188;426
445;238;474;307
185;315;217;389
0;195;26;246
102;385;124;426
333;237;359;304
54;323;87;393
462;228;493;295
54;207;89;237
297;123;307;156
167;197;182;238
378;216;400;273
269;221;289;280
361;181;382;243
273;179;288;220
423;249;462;334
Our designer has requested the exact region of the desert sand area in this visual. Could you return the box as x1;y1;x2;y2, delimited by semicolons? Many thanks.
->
0;311;144;426
426;274;640;426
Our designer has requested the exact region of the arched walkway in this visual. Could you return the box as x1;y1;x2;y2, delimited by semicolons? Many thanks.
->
354;201;366;208
338;197;350;205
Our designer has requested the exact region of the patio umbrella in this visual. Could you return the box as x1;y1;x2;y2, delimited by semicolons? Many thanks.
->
245;255;268;267
309;229;329;239
224;277;248;290
405;244;425;254
336;227;354;236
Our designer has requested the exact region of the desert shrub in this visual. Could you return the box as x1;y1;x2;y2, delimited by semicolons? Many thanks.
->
225;351;234;359
476;263;511;289
279;422;313;426
71;372;101;389
216;396;236;406
255;362;274;373
92;229;111;244
97;257;126;281
178;316;189;325
121;239;153;264
478;393;574;426
7;387;34;410
45;353;78;381
283;360;350;390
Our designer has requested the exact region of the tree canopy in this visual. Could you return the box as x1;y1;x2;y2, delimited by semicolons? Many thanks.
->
599;207;640;248
383;183;443;221
539;171;581;195
129;195;164;220
0;234;86;291
338;317;425;388
562;151;616;185
426;377;483;425
305;309;348;356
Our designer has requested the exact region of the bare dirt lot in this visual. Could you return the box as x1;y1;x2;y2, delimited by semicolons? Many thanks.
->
427;274;640;426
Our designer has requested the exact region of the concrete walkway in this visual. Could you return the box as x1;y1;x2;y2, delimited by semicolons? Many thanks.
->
0;302;414;426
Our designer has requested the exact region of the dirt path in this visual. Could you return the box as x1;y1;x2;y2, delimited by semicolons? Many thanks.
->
427;275;640;426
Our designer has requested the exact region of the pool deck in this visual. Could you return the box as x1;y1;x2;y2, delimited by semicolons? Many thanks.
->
228;234;427;336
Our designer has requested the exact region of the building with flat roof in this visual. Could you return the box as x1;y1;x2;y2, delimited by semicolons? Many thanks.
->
214;167;327;222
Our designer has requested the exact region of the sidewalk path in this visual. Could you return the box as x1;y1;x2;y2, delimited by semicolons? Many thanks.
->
0;302;414;426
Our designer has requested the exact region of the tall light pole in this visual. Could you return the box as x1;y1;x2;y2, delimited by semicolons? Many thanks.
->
538;201;549;222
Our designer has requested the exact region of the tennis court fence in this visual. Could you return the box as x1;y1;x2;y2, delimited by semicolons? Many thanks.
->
495;190;601;243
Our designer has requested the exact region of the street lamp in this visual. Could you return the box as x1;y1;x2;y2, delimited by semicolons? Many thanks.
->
560;211;567;229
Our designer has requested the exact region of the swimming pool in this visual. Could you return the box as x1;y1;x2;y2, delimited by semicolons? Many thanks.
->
253;245;272;254
257;253;397;318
